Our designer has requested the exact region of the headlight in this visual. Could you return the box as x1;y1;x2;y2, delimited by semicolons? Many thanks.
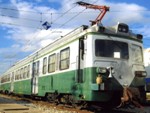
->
96;67;107;74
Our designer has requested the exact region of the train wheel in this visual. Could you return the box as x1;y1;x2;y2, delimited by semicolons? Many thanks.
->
46;92;60;105
46;93;55;103
60;95;70;104
68;95;87;109
4;90;9;95
68;95;77;106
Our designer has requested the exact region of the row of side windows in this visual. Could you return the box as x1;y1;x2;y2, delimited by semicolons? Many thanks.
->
1;65;30;83
15;65;30;80
42;47;70;74
1;47;70;82
1;74;10;83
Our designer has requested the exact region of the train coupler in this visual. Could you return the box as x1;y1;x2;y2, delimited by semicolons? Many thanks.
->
117;86;143;108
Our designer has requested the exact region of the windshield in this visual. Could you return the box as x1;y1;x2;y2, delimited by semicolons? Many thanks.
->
95;39;129;59
131;44;143;63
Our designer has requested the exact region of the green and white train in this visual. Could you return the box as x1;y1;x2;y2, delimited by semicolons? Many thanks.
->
0;23;147;106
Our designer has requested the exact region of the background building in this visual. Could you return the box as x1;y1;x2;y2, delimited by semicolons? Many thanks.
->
144;48;150;78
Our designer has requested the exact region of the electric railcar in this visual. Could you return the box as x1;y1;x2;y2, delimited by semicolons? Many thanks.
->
0;23;147;106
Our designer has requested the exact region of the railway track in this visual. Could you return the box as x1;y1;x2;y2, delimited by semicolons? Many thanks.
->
0;94;42;113
0;104;37;113
0;94;150;113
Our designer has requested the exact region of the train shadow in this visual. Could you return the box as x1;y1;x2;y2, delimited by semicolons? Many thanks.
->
0;94;31;105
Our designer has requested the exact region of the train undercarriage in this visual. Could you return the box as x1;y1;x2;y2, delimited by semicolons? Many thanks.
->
42;86;146;110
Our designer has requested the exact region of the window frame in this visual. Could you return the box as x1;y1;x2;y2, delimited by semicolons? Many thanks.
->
27;65;30;78
131;44;143;63
60;47;70;70
24;66;27;79
95;39;129;59
43;57;47;74
33;61;40;77
48;53;56;73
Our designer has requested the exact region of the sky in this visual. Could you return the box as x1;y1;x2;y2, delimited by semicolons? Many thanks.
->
0;0;150;74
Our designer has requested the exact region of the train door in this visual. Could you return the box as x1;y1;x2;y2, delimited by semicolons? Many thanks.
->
31;61;39;95
76;38;85;83
10;72;14;93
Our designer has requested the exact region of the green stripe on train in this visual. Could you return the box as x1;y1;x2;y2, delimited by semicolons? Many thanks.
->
1;67;119;101
0;83;11;92
14;79;31;95
38;67;114;101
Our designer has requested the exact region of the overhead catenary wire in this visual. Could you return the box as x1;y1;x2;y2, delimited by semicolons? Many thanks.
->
0;0;83;27
16;0;86;53
39;0;88;27
0;14;41;22
1;5;150;15
0;0;149;27
0;1;149;42
42;0;100;39
13;0;96;61
0;21;41;29
0;0;130;29
0;6;41;14
1;9;150;29
0;0;83;66
0;8;43;62
8;0;94;60
0;0;82;14
0;10;149;18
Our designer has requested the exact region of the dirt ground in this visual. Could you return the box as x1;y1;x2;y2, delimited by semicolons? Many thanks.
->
0;94;91;113
0;94;150;113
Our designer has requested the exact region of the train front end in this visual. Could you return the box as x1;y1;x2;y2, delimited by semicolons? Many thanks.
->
82;23;147;105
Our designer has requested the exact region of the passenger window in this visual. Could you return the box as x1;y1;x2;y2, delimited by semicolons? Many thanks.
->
56;53;59;71
27;65;30;78
8;74;10;81
48;54;56;73
16;70;19;80
16;70;18;80
11;72;14;81
24;66;27;79
43;57;47;74
21;68;24;79
15;71;17;80
18;69;21;80
60;47;70;70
